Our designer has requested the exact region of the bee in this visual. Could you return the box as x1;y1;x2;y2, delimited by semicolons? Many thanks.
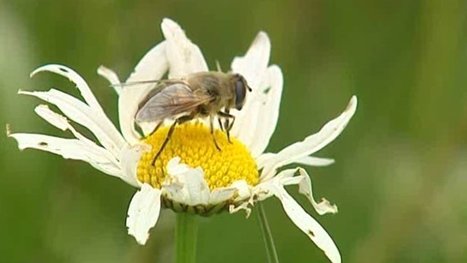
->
125;72;252;165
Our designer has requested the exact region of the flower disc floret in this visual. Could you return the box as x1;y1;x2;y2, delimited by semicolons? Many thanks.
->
137;122;259;189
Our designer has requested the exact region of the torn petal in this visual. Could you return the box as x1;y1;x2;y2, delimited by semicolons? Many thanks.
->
33;104;119;156
296;168;338;215
20;89;124;158
230;180;251;201
163;157;210;206
269;183;341;263
31;64;105;114
126;184;162;245
264;168;338;215
9;133;121;177
209;187;237;205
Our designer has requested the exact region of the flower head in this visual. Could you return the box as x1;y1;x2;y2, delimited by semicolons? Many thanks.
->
9;18;357;263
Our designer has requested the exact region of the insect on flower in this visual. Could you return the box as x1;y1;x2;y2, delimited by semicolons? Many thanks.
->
9;18;357;263
121;72;252;165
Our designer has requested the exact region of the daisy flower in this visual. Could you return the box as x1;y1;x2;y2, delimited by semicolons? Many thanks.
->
9;18;357;263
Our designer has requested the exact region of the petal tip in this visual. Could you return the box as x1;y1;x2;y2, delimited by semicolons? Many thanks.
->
161;18;183;37
257;31;270;41
29;67;41;78
5;123;11;137
96;65;106;74
30;64;73;78
126;185;162;246
128;228;149;245
162;17;176;25
344;96;358;121
252;31;271;49
348;96;358;111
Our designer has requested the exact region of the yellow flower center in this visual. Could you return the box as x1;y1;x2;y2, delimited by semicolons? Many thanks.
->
137;122;259;190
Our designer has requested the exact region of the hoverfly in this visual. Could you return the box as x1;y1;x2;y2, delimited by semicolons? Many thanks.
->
119;72;251;165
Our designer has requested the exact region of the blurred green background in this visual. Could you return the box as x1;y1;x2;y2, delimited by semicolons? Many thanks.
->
1;0;467;262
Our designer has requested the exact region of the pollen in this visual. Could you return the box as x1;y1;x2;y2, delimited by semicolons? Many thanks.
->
137;122;259;190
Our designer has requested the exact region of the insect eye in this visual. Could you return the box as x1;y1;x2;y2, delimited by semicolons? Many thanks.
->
235;79;246;110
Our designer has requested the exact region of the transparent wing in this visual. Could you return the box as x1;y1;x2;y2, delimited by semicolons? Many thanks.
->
136;83;212;123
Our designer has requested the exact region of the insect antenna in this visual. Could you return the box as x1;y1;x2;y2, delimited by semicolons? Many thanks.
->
111;79;163;88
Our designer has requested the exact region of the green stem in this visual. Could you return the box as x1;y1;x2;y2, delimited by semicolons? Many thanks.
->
256;203;280;263
175;213;198;263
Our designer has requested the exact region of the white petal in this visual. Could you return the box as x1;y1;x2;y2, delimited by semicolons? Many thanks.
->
34;104;70;131
15;105;123;177
161;18;208;78
257;153;334;169
229;201;252;217
296;168;338;215
31;64;104;114
256;167;337;215
120;143;151;187
126;184;162;245
268;183;341;263
20;89;123;158
235;65;283;156
230;180;251;201
231;100;261;150
119;42;168;143
126;42;168;84
295;156;335;167
225;180;254;217
30;65;124;148
261;96;357;180
231;31;271;89
253;65;283;154
209;187;237;205
229;33;275;155
34;104;93;143
9;133;121;177
253;169;297;204
34;104;122;155
255;152;275;168
97;65;121;95
163;157;210;206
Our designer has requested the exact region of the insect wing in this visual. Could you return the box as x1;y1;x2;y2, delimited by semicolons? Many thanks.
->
136;83;212;122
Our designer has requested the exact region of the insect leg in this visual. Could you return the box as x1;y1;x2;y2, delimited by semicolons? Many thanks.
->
223;109;230;134
218;111;235;143
151;115;194;166
217;118;224;132
210;115;221;151
227;115;235;143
